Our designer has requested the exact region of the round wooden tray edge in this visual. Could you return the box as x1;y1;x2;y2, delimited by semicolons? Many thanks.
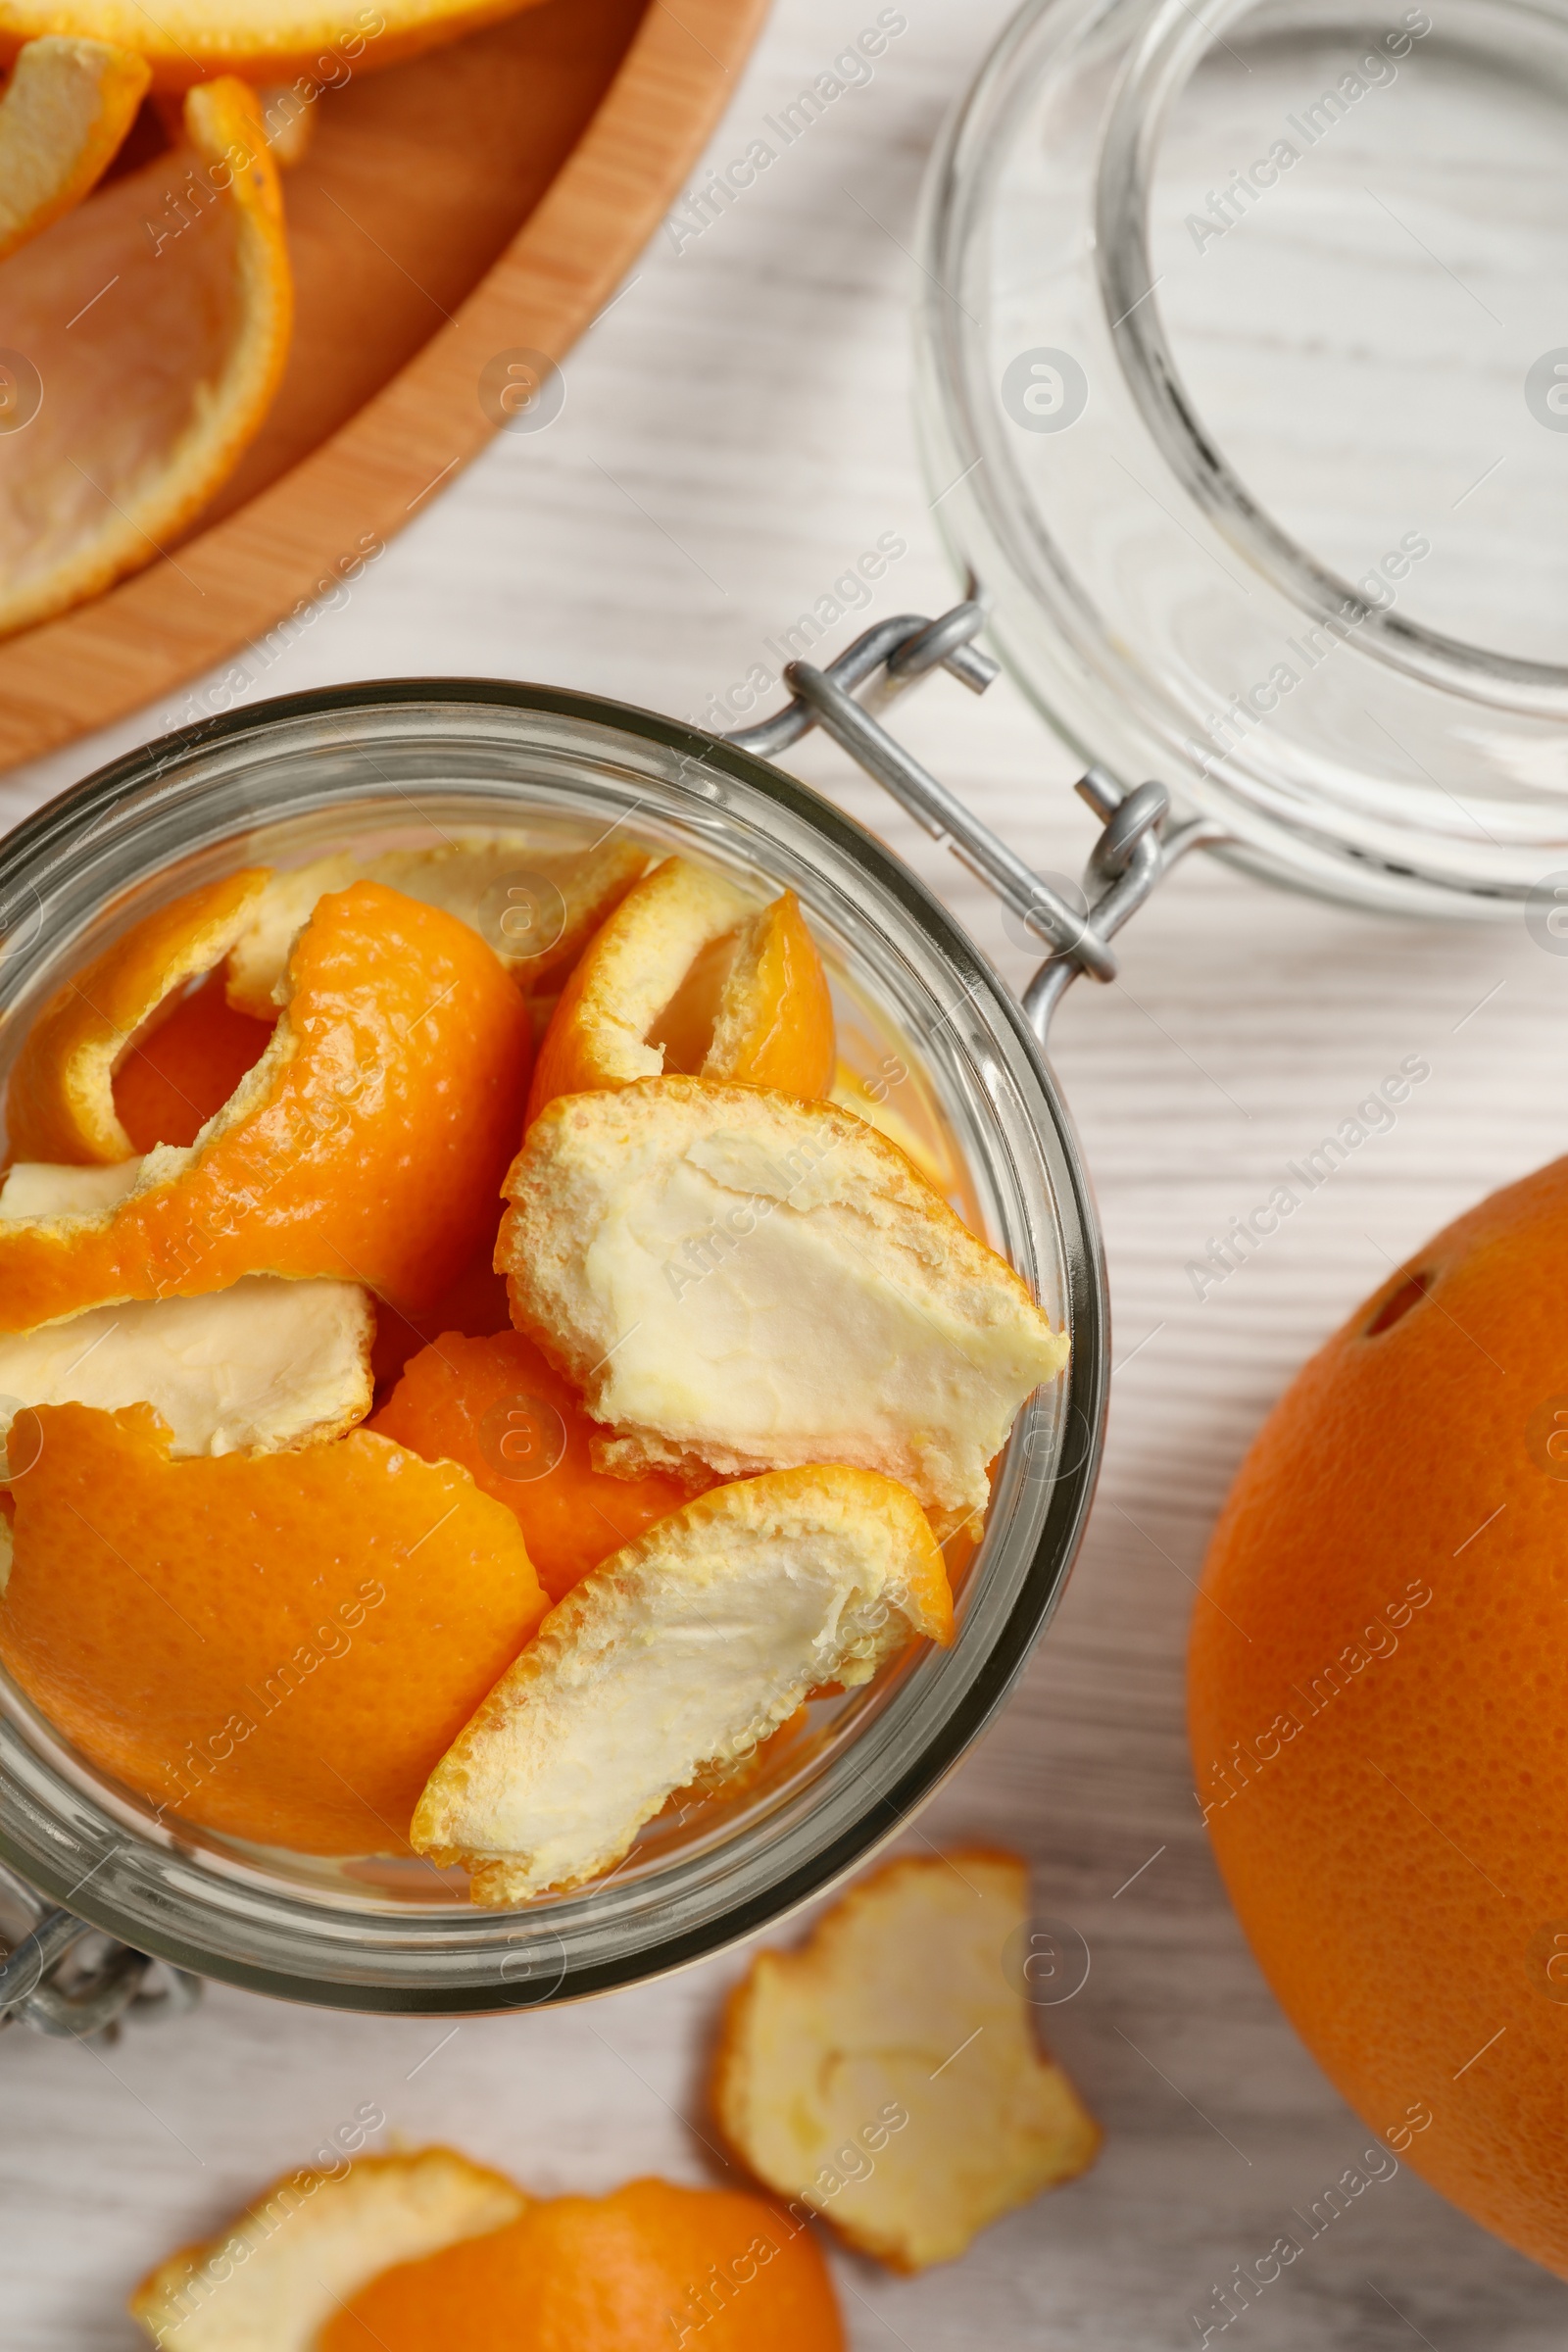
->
0;0;768;772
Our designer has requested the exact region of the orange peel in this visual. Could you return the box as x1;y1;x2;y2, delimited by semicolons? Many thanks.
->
0;1399;548;1851
319;2176;846;2352
0;75;292;641
130;2147;526;2349
713;1849;1102;2271
0;880;533;1333
226;834;649;1016
6;867;270;1163
369;1328;693;1603
0;0;554;92
500;1078;1068;1522
413;1465;951;1902
114;965;276;1153
0;1273;372;1458
0;34;148;263
526;858;835;1122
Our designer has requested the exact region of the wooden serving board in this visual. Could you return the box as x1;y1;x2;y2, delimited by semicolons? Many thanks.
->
0;0;768;770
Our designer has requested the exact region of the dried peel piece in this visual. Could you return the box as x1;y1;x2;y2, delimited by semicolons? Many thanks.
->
0;34;148;264
318;2176;846;2352
368;1328;692;1603
0;1157;140;1217
0;1401;548;1851
0;1274;372;1460
527;858;834;1122
130;2146;526;2350
0;0;553;92
0;77;292;640
6;868;270;1164
500;1078;1068;1521
0;880;533;1333
413;1464;951;1903
713;1849;1102;2272
226;835;648;1016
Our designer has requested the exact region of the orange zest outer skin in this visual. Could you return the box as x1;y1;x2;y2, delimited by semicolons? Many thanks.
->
1189;1154;1568;2279
6;867;270;1162
319;2177;846;2352
369;1329;691;1603
714;888;835;1096
114;966;275;1152
0;1401;548;1853
0;881;533;1331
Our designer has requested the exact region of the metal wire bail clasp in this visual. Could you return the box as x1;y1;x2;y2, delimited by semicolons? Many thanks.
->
725;591;1226;1044
0;1877;201;2043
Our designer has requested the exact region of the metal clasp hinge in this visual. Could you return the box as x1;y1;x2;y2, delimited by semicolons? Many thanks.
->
724;590;1227;1044
0;1894;200;2043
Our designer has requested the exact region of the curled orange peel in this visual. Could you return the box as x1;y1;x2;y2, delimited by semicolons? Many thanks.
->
6;867;271;1164
0;0;553;92
0;1399;549;1852
526;858;835;1123
0;76;293;641
0;34;149;263
0;880;533;1333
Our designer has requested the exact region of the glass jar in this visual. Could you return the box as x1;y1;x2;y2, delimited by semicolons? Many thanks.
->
0;681;1104;2013
917;0;1568;915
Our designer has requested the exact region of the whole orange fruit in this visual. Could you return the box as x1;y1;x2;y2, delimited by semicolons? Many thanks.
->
1190;1156;1568;2275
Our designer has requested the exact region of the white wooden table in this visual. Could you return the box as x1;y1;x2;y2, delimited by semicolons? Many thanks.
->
5;0;1568;2340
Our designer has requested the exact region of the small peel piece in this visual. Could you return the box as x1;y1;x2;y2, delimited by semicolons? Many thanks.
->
368;1328;692;1603
129;2146;526;2351
414;1465;951;1903
0;34;149;263
0;880;533;1334
712;1849;1102;2272
500;1077;1068;1521
0;77;293;640
318;2176;846;2352
0;1401;548;1851
226;835;649;1016
5;868;270;1164
0;1275;373;1460
527;858;835;1122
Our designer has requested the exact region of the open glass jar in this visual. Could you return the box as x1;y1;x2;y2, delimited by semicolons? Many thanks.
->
0;675;1105;2014
917;0;1568;914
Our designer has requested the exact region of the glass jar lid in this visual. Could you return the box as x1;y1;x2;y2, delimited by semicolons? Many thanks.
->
917;0;1568;915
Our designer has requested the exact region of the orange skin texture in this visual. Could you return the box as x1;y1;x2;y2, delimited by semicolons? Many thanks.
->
0;881;533;1330
114;967;275;1151
527;864;835;1125
319;2177;846;2351
716;889;836;1097
0;1401;548;1853
1190;1156;1568;2277
369;1329;692;1603
5;865;270;1162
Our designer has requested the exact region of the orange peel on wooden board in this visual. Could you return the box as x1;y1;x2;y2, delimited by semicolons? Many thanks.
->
226;834;649;1015
0;0;553;91
413;1465;951;1903
500;1077;1068;1526
6;866;271;1162
526;858;836;1123
0;1399;548;1851
130;2146;527;2350
0;880;533;1331
319;2176;846;2352
713;1849;1102;2271
0;34;148;262
0;75;292;640
369;1327;694;1603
